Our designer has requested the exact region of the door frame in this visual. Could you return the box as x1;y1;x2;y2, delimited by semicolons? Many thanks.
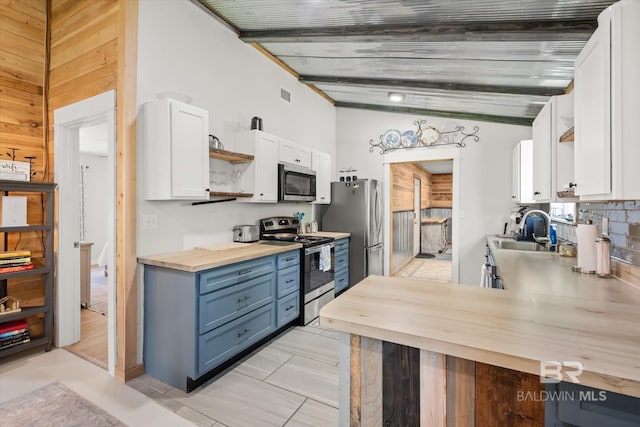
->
413;176;421;256
383;148;460;283
54;90;117;375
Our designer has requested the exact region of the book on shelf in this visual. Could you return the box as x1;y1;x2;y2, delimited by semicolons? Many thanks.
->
0;256;31;265
0;263;34;273
0;319;28;335
0;336;31;350
0;330;30;348
0;250;31;259
0;327;28;339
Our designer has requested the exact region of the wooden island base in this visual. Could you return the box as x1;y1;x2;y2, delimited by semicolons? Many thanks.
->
347;334;543;427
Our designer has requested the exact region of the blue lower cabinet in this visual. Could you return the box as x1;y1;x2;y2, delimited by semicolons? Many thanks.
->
276;265;299;298
276;291;299;328
334;250;349;272
277;251;300;270
198;303;275;376
334;269;349;293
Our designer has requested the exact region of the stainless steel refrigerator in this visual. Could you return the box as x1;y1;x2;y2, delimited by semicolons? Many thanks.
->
321;179;383;288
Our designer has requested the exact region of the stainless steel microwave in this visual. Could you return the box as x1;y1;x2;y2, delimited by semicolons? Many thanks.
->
278;163;316;202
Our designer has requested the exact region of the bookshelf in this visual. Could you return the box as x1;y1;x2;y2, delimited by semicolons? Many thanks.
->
0;180;56;357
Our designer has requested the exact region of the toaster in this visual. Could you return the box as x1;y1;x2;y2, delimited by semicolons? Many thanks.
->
233;225;259;242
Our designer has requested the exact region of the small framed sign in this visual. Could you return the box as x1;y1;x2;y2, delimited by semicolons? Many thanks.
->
0;160;30;181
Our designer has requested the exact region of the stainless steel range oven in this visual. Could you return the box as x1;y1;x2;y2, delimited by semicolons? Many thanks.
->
303;240;335;324
260;216;335;325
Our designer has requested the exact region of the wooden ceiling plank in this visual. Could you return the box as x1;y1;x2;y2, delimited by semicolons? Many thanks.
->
334;101;533;126
240;20;596;43
299;75;563;97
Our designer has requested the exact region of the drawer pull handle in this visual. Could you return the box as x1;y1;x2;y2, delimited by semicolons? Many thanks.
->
286;279;295;283
238;269;252;275
237;328;251;337
237;296;251;303
284;257;295;262
285;305;296;311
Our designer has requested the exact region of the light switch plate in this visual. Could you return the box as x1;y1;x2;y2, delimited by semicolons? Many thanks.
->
142;214;158;230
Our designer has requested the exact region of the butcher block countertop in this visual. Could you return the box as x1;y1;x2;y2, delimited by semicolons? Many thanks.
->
421;217;448;225
301;231;351;239
138;241;302;272
320;275;640;397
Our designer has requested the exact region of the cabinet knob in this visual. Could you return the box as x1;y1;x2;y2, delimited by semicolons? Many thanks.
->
533;191;541;195
512;195;516;199
321;197;325;200
569;182;578;188
205;188;210;192
260;193;264;196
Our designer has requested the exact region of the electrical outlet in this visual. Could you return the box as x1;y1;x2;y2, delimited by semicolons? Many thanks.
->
142;214;158;230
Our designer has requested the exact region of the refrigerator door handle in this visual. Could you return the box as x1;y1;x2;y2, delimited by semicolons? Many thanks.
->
374;185;382;241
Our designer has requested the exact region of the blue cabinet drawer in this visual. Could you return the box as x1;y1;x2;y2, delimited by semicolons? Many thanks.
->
334;250;349;273
276;250;300;270
276;265;300;298
335;269;349;293
334;238;349;254
198;303;275;376
199;273;275;334
277;292;299;328
198;256;275;295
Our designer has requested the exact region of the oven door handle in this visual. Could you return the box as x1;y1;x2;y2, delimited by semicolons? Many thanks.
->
304;242;336;255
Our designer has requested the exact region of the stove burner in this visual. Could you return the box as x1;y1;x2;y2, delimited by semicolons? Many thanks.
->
259;216;334;248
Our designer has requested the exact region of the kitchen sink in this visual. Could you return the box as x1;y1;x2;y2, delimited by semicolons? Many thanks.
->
495;240;547;252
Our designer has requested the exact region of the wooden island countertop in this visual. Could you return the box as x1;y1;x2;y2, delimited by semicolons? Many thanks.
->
320;274;640;398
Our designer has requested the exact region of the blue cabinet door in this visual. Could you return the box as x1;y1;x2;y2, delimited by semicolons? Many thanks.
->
277;250;300;270
276;291;300;328
198;256;275;295
276;265;300;298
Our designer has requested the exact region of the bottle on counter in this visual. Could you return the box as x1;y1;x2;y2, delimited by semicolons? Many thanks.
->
596;218;612;278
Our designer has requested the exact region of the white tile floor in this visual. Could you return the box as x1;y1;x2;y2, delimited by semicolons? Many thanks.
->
128;323;340;427
0;323;340;427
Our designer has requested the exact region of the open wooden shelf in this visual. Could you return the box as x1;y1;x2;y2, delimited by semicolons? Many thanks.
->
209;148;254;163
559;125;574;143
209;191;254;198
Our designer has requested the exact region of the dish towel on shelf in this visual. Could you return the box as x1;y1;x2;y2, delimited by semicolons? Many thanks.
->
480;263;492;288
320;245;331;272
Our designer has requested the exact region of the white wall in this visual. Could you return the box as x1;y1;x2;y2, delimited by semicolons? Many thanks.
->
79;153;108;265
336;107;532;285
136;0;336;256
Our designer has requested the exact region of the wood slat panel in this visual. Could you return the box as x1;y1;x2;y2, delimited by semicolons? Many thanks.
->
350;334;362;426
0;50;45;85
8;276;45;307
49;9;118;69
0;76;42;95
361;336;383;426
51;0;118;47
0;3;45;29
446;356;475;427
383;341;420;426
4;0;46;21
48;62;117;103
49;39;118;89
391;162;432;212
420;349;446;427
0;28;45;58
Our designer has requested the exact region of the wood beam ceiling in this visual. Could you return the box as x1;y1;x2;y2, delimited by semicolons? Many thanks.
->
334;102;534;127
239;20;596;43
300;76;563;97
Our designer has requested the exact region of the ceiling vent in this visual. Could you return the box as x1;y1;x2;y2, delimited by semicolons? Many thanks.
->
280;87;291;103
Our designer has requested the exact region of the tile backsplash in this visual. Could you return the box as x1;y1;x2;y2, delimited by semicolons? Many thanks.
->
556;201;640;267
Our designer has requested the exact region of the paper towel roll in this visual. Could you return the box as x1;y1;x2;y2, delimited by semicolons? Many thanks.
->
576;224;598;272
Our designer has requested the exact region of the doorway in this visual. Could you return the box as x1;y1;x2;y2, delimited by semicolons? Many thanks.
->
413;177;421;256
53;91;116;375
383;148;460;284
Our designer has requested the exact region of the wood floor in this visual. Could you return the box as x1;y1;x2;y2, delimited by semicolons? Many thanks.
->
65;309;108;370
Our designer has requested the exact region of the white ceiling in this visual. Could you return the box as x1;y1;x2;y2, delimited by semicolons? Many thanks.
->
420;160;453;174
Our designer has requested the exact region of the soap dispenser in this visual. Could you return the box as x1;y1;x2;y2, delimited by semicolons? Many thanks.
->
596;218;612;278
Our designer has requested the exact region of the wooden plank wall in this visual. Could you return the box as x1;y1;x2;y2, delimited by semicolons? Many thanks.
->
390;162;432;212
431;173;453;208
1;0;48;337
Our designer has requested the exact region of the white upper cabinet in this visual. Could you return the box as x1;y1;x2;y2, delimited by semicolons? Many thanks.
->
531;93;574;203
513;140;533;204
311;150;331;204
574;0;640;200
235;130;279;203
279;139;311;169
142;98;209;200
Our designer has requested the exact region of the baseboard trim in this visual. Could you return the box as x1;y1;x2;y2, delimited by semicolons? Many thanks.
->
116;363;145;382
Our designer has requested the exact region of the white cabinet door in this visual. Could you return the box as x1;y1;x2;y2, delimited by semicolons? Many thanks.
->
235;130;278;203
170;102;209;199
574;22;611;197
519;139;534;204
512;143;521;203
279;139;311;168
311;150;331;204
255;133;278;202
532;101;552;202
142;99;209;200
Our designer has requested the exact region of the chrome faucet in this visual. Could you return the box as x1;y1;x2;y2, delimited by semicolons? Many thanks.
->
519;209;551;245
